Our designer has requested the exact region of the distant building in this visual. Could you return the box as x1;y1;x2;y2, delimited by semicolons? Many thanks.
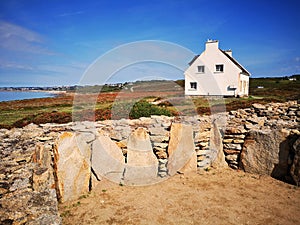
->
184;40;251;97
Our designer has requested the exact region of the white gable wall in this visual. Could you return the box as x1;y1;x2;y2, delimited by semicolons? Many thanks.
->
185;41;249;96
238;73;249;96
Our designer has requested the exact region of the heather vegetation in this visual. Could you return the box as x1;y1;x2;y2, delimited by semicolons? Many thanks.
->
249;77;300;101
0;77;299;129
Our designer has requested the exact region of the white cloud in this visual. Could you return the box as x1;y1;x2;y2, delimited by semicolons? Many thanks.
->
0;20;54;55
0;21;42;42
0;61;34;70
57;11;85;17
36;62;87;75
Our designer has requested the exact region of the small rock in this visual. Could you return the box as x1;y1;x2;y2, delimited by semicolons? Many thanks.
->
148;127;168;136
196;141;209;147
223;139;233;143
37;136;53;142
150;135;169;143
225;154;238;161
229;164;238;169
197;150;211;156
287;111;296;116
158;159;168;164
233;139;244;144
224;143;242;150
197;155;206;161
224;149;241;155
252;103;266;110
153;142;168;149
155;150;168;159
225;127;247;134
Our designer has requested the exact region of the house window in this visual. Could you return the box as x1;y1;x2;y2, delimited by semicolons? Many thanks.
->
190;82;197;90
197;65;205;73
215;64;224;72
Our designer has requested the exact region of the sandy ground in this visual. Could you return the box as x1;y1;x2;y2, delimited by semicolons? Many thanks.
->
59;168;300;225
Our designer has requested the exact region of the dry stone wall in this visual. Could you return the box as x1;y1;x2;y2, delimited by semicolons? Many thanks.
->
0;101;299;224
0;124;62;225
224;101;300;171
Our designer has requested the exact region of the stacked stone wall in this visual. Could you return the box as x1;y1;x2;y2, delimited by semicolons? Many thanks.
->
224;101;299;169
0;124;63;225
0;101;299;224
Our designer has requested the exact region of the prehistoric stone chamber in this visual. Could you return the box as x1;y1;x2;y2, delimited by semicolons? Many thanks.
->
0;101;299;224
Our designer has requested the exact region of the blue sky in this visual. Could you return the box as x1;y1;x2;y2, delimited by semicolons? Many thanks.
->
0;0;299;86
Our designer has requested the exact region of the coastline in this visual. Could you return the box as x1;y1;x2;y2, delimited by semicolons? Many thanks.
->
27;90;69;97
27;90;66;94
0;90;67;103
0;89;67;94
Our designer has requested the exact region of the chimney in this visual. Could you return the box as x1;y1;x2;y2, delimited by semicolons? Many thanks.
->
205;39;219;51
224;49;232;57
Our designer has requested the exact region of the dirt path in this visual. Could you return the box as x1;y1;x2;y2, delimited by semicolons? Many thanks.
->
60;168;300;225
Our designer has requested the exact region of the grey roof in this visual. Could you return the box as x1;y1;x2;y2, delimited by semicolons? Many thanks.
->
220;49;250;76
188;54;200;66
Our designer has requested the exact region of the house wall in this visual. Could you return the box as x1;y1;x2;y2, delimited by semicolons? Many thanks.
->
238;73;249;96
185;41;249;96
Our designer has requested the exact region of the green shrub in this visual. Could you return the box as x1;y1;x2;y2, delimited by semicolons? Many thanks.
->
129;100;172;119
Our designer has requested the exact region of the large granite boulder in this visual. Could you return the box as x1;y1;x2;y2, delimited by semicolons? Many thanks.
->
167;123;197;175
91;135;125;184
290;136;300;186
210;122;227;168
240;129;290;178
53;132;91;203
125;127;158;185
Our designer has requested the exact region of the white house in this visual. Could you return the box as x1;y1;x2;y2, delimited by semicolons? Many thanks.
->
184;40;250;97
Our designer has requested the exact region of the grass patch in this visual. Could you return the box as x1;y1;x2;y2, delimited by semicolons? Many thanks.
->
249;78;300;101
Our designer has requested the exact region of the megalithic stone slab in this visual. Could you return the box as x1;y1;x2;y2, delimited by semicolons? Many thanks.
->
91;135;125;184
241;129;290;177
53;132;91;203
125;127;158;185
290;137;300;186
167;123;197;175
210;122;228;168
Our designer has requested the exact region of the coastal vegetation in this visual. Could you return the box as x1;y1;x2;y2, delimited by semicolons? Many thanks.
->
0;77;299;129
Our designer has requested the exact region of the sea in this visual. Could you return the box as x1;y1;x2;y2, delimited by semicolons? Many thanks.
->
0;91;56;102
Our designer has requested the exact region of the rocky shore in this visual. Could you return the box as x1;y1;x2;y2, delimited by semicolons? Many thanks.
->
0;101;299;224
